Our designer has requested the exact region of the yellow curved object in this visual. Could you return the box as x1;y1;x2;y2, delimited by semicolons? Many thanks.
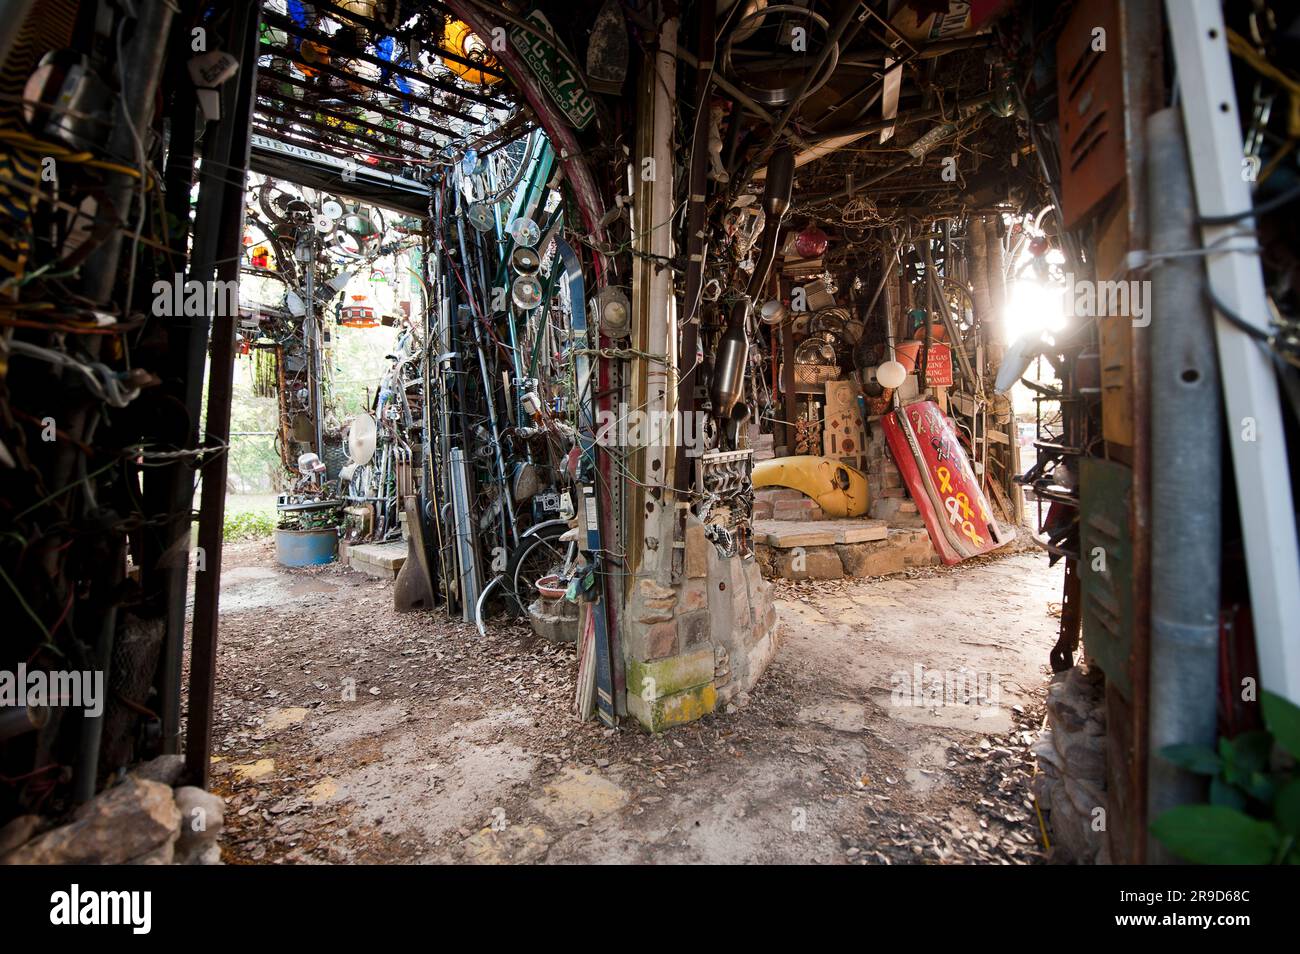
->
752;456;870;519
443;20;505;85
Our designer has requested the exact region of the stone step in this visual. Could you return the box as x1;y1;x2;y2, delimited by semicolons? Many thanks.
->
347;540;408;579
755;527;939;581
753;518;888;548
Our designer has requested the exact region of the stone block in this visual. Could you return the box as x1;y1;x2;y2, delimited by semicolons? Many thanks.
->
1;777;179;865
743;632;780;691
731;569;751;627
633;575;677;624
347;541;407;579
132;754;186;787
680;580;707;612
173;786;225;865
643;620;679;660
755;519;887;547
679;610;709;648
756;488;804;504
761;524;837;547
625;648;715;701
527;597;581;644
627;682;717;732
838;542;906;577
773;547;843;580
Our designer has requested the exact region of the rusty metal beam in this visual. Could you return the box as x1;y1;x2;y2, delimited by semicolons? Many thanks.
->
254;104;432;162
259;67;456;138
257;90;443;152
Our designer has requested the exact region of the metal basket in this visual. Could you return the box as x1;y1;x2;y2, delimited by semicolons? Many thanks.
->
782;362;841;393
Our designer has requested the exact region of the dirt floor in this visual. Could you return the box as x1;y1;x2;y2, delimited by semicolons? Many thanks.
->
198;539;1064;864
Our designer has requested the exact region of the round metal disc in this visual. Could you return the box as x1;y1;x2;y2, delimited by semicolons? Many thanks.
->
467;203;494;232
511;246;541;273
508;216;541;247
347;413;378;465
511;274;543;310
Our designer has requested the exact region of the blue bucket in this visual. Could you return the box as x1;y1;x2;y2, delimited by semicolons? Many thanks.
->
274;527;338;566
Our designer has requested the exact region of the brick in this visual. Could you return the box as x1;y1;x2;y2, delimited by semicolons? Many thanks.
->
785;497;818;510
756;488;803;504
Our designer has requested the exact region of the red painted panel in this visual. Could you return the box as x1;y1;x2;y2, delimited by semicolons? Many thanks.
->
881;400;1010;565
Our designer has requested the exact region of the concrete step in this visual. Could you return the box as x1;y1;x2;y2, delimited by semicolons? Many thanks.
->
753;518;888;549
756;527;939;581
347;540;408;579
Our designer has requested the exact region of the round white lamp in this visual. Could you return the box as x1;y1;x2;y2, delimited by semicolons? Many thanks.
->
876;360;907;389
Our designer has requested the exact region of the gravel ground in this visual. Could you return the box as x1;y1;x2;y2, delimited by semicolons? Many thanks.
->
195;540;1062;864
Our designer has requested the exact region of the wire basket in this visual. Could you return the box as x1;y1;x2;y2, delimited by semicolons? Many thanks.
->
782;362;841;392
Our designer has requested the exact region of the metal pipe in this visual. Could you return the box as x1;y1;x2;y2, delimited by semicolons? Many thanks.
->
253;104;433;161
78;0;174;306
256;91;447;150
186;0;264;789
259;68;454;137
674;0;715;495
740;0;865;188
1145;106;1222;862
153;14;203;755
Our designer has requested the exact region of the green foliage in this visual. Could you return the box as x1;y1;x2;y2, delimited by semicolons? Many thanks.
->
1151;690;1300;864
223;510;275;542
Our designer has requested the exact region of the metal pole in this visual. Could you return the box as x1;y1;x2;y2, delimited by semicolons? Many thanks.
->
1145;107;1222;860
185;0;263;788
